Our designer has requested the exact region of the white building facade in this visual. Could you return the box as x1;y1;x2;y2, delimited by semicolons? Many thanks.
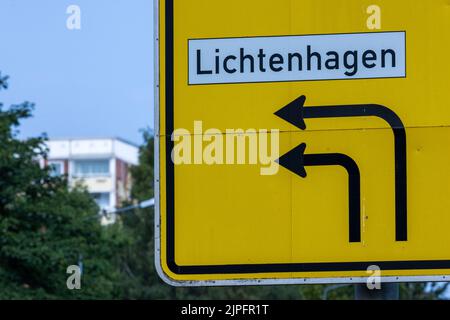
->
43;138;139;214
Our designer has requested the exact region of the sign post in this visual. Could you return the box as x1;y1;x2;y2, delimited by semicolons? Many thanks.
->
155;0;450;287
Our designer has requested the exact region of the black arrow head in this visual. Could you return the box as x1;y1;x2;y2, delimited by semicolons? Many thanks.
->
276;143;307;178
274;95;307;130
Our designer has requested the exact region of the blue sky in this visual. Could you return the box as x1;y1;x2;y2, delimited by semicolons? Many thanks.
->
0;0;154;144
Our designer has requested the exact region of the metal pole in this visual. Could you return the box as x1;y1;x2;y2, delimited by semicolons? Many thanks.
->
354;283;399;300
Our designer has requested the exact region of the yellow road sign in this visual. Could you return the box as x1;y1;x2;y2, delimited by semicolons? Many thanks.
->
155;0;450;285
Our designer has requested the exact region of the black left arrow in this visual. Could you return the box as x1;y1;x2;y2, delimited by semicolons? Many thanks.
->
277;143;361;243
275;95;407;242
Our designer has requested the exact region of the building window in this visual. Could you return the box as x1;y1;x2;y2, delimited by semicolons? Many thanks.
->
49;161;64;177
91;192;110;209
73;160;110;177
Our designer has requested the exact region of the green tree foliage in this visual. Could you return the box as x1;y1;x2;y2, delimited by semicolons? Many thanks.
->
0;74;126;299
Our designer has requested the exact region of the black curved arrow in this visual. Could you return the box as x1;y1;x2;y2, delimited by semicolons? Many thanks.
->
277;143;361;243
275;95;407;241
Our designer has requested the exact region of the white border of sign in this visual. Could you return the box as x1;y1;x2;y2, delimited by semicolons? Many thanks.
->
153;0;450;287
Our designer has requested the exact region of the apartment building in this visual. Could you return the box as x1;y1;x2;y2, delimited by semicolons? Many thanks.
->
43;138;139;222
